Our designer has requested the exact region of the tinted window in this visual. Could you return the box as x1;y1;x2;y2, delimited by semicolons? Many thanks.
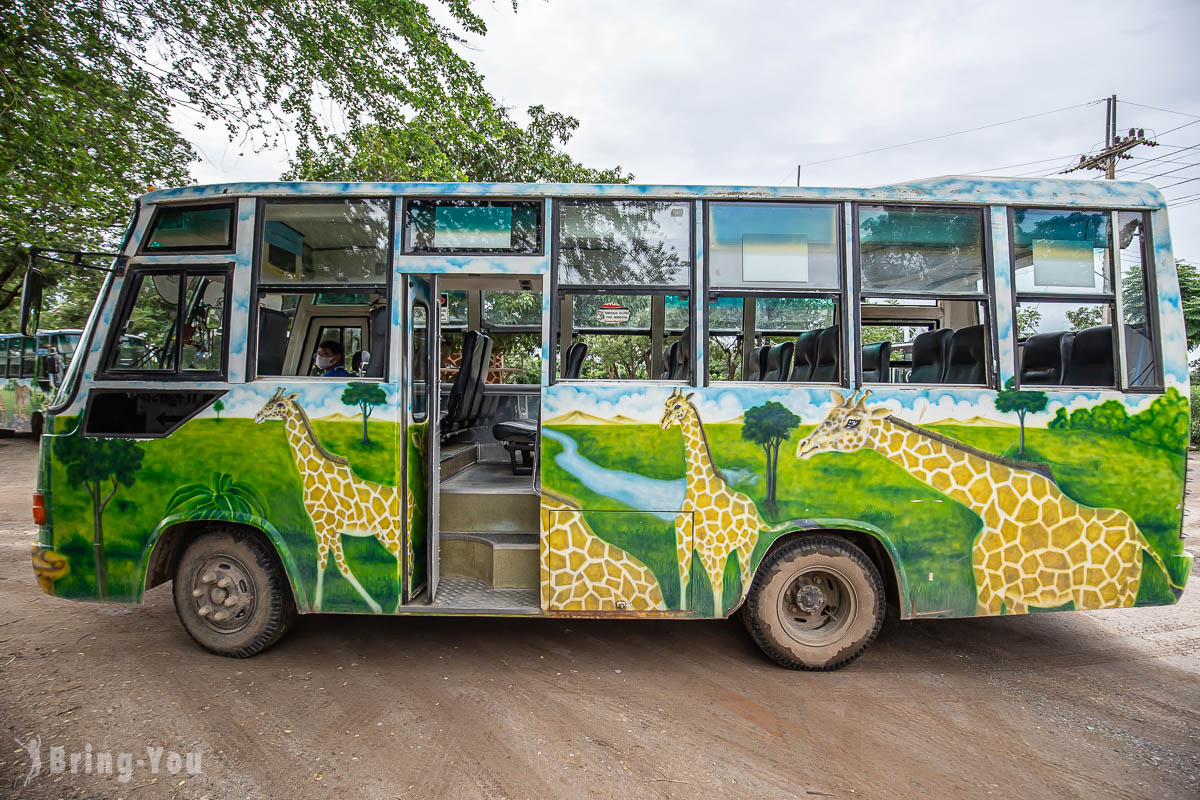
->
145;204;233;251
859;205;985;294
108;271;227;374
558;200;691;286
404;199;541;254
1012;208;1112;294
708;202;840;289
260;199;390;284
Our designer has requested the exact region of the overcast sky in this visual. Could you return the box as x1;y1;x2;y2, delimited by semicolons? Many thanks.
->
183;0;1200;261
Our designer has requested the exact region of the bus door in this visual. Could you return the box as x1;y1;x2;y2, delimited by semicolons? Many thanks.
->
403;275;440;602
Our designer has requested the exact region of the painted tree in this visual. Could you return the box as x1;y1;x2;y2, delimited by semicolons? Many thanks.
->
741;401;801;512
342;382;388;445
166;472;268;520
995;378;1048;456
212;399;224;421
52;437;144;598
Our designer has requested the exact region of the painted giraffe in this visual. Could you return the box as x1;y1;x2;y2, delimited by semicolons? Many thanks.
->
255;388;402;613
660;389;764;615
541;493;666;611
796;389;1181;614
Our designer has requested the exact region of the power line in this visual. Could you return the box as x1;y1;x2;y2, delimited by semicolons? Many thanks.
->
960;152;1083;175
1154;119;1200;138
1134;161;1200;181
1160;174;1200;190
1118;100;1200;119
800;100;1102;169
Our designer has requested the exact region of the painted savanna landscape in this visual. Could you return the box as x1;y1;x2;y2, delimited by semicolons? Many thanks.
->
541;386;1189;618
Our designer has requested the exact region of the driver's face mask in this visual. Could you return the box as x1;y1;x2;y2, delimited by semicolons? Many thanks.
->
314;353;335;370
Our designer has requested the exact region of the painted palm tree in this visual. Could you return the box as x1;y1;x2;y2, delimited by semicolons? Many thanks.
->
165;472;269;520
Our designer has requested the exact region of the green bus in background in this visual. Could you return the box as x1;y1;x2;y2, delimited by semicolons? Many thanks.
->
0;330;80;436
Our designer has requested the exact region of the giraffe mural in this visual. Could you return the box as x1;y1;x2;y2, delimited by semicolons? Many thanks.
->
660;389;765;615
255;388;403;613
796;389;1182;614
541;494;667;611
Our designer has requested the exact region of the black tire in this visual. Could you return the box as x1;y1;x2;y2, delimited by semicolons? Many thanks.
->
172;529;296;658
31;414;43;438
742;535;884;671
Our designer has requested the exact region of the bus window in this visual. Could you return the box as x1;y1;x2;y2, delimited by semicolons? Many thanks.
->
255;290;385;378
556;199;692;381
20;336;35;379
857;205;991;386
142;203;234;252
412;302;428;421
404;199;542;254
1117;211;1160;388
482;289;541;385
0;337;10;378
706;201;843;383
106;271;228;375
260;199;390;284
1011;208;1118;388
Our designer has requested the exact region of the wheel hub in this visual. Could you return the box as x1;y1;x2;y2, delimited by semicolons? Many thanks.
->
794;584;826;614
778;566;858;647
189;556;256;634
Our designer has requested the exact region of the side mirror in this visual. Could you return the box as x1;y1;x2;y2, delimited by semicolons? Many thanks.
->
19;267;43;336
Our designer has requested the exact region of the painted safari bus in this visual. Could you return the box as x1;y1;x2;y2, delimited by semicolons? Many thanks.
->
24;177;1191;670
0;329;81;435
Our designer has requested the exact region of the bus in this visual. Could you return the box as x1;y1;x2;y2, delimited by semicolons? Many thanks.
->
25;177;1192;670
0;329;81;435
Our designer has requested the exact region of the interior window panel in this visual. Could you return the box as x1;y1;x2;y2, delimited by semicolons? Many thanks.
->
1117;211;1159;388
557;200;691;286
1012;208;1113;295
259;199;390;284
707;202;841;289
110;273;182;372
859;205;985;294
181;275;226;372
144;204;234;251
405;199;541;254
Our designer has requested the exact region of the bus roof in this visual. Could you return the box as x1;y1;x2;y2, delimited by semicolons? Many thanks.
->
141;175;1168;210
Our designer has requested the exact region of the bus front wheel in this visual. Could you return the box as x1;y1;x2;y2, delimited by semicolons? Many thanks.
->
742;535;884;670
172;529;296;658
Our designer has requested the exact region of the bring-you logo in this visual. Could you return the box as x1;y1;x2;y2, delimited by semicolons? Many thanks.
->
14;734;202;786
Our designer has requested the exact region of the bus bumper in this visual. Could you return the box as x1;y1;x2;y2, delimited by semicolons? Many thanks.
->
31;542;68;595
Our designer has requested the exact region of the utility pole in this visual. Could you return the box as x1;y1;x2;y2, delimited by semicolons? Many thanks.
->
1063;95;1157;178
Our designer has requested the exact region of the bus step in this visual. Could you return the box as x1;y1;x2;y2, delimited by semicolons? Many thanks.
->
429;577;539;612
440;489;538;533
440;531;538;590
440;442;478;479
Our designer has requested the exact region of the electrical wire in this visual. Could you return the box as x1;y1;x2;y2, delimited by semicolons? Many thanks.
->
1119;100;1200;119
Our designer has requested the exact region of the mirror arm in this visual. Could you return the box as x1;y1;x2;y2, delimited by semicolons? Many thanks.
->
28;247;129;276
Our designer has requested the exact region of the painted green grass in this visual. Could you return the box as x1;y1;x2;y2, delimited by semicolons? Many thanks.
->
544;421;1185;618
49;417;403;613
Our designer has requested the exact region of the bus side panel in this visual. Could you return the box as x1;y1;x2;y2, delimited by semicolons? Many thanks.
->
539;383;1189;620
36;382;404;614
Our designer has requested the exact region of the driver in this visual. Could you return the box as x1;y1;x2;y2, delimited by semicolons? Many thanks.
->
314;340;350;377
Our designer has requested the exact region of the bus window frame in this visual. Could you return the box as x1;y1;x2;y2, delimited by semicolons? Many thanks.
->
853;201;998;390
702;199;849;386
1006;204;1162;392
247;196;394;381
400;197;545;257
549;198;697;385
136;201;237;256
97;264;234;382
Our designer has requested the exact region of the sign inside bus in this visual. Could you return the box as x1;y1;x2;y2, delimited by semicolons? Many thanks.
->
595;303;630;325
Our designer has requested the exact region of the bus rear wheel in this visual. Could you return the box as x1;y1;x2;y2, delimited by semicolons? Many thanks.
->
172;529;296;658
742;535;884;670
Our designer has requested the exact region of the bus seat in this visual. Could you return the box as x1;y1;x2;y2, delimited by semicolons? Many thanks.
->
1062;325;1115;387
366;305;387;378
442;330;486;434
908;328;953;383
665;327;691;380
943;325;986;384
257;307;289;376
748;344;769;381
861;341;892;383
350;351;366;375
659;340;679;379
562;341;587;379
810;325;840;382
762;342;794;381
790;329;818;381
1020;331;1073;385
464;334;493;422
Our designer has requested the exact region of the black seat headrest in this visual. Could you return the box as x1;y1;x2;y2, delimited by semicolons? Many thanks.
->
861;341;892;383
563;341;587;379
1062;325;1115;387
747;344;768;381
1020;331;1073;386
790;329;819;382
810;325;840;382
256;306;289;376
943;325;987;385
761;341;794;381
908;328;954;383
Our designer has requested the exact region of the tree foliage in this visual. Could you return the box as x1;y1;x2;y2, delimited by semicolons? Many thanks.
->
165;472;268;519
741;401;801;512
1047;387;1189;452
994;378;1047;456
342;382;388;444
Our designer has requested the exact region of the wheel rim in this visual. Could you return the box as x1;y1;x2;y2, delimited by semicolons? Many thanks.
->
188;555;257;634
776;565;857;647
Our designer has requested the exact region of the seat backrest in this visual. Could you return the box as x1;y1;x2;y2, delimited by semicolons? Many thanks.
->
1062;324;1115;387
1020;331;1073;385
563;341;587;379
789;329;818;382
350;350;365;375
465;334;493;423
943;325;987;384
666;328;691;380
908;328;954;383
861;341;892;383
746;344;768;381
256;307;289;376
761;342;794;381
659;340;679;379
366;305;387;378
444;330;484;426
810;325;840;382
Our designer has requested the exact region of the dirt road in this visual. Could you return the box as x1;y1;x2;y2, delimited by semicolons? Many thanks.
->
1;435;1197;799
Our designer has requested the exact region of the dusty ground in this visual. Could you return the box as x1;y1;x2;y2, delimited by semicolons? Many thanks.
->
0;436;1197;800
